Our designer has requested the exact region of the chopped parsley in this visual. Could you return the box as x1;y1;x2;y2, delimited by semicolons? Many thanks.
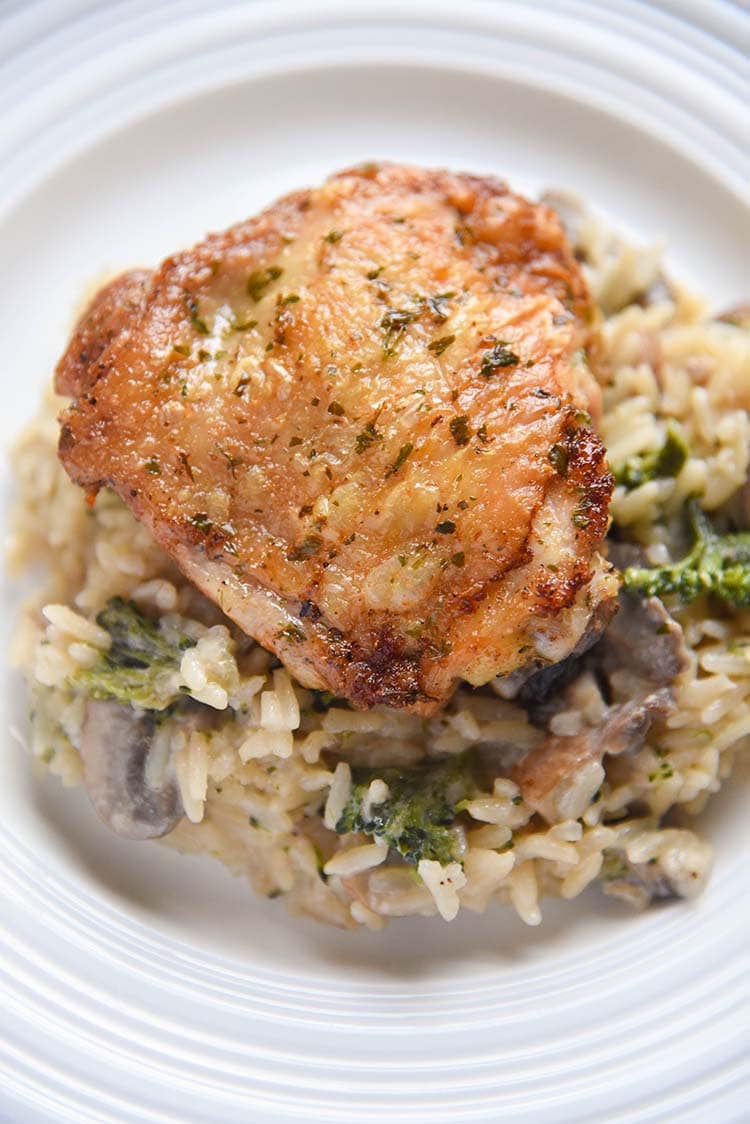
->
179;451;194;480
449;415;472;446
427;292;455;321
428;334;456;356
480;342;520;376
548;444;569;477
572;506;591;529
217;444;243;477
186;297;209;335
247;265;283;302
278;622;306;644
648;762;674;782
381;309;417;357
287;534;323;561
354;422;382;454
385;442;414;477
190;512;213;533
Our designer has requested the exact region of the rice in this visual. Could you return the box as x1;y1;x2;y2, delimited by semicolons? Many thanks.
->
8;200;749;930
417;860;467;922
323;841;389;878
323;762;352;831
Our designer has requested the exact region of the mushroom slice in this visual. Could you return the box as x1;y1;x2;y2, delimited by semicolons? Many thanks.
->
601;829;713;908
79;699;184;839
506;559;689;821
596;589;691;688
341;866;436;918
511;688;674;823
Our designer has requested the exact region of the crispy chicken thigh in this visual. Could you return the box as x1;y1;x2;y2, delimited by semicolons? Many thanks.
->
57;163;618;713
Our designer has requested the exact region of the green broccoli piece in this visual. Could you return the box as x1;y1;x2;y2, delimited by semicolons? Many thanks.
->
335;754;475;866
614;423;688;490
73;597;196;709
623;500;750;608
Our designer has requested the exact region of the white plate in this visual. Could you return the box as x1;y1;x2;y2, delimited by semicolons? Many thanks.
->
1;2;748;1121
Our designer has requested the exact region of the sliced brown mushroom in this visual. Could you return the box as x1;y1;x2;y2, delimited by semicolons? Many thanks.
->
601;830;713;908
603;856;677;906
341;866;435;918
79;699;184;839
511;688;674;823
605;540;648;570
595;589;691;688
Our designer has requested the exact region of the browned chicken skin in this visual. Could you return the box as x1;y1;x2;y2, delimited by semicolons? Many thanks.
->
56;163;618;713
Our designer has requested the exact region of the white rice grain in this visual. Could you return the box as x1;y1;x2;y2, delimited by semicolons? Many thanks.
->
34;643;76;687
509;862;541;926
66;642;100;669
350;900;387;931
515;834;579;864
42;604;111;649
324;762;352;830
174;738;208;823
324;841;389;877
561;852;604;898
463;797;511;825
460;849;515;913
239;729;294;761
131;579;178;612
180;648;228;710
361;778;390;819
270;668;301;729
299;730;334;764
549;711;583;737
556;760;606;821
417;860;467;922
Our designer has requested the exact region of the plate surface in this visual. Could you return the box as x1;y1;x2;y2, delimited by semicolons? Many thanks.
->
1;2;748;1121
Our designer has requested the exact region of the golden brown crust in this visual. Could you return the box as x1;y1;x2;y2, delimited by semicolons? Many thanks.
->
55;270;151;398
57;163;616;712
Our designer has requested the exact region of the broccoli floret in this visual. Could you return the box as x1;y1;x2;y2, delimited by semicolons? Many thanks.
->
73;597;195;709
335;754;475;866
623;500;750;608
614;423;688;490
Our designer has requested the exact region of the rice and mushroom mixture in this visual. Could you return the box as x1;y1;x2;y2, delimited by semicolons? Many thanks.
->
9;200;750;929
